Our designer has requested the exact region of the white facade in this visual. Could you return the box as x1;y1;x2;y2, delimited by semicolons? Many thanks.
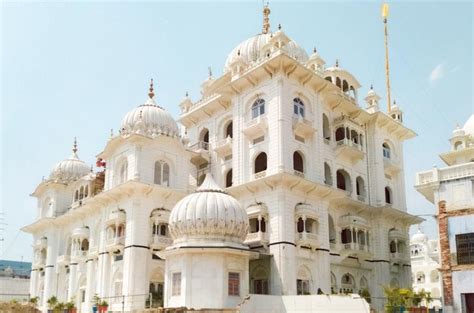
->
23;6;421;313
415;115;474;313
409;229;442;309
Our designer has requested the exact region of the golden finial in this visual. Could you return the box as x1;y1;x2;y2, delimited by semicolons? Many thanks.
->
335;59;339;67
148;78;155;99
185;91;189;97
278;23;282;30
370;84;373;90
262;2;271;34
208;66;213;78
72;137;78;154
313;47;317;54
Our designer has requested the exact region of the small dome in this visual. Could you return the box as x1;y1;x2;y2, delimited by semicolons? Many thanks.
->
462;114;474;137
452;124;465;138
120;80;179;138
49;140;89;183
411;229;428;244
168;174;249;248
224;33;308;73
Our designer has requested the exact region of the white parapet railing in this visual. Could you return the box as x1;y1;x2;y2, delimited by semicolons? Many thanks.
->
416;162;474;185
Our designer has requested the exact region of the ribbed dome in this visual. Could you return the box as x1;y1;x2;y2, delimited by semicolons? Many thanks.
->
224;33;308;73
121;97;179;138
462;114;474;137
49;142;89;183
168;174;249;247
411;229;428;244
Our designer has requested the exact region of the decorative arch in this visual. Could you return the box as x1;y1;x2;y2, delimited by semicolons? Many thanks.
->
322;113;330;140
324;162;332;185
116;157;128;185
328;215;336;244
296;265;312;295
385;186;393;204
341;273;355;293
199;128;209;144
356;176;366;199
250;265;270;295
154;160;171;186
293;151;304;173
224;120;233;139
293;97;305;117
336;169;352;192
254;152;267;174
251;98;266;119
225;169;233;188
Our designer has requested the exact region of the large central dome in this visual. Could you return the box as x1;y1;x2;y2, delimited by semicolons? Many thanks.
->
224;33;308;73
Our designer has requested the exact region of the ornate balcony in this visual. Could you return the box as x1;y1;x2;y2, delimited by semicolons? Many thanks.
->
244;231;269;247
71;249;88;262
150;235;173;250
295;232;319;248
33;257;46;269
334;138;364;162
243;116;267;139
214;137;233;157
389;252;407;263
340;242;371;259
188;141;210;166
105;236;125;253
56;254;70;266
88;245;99;257
292;116;315;138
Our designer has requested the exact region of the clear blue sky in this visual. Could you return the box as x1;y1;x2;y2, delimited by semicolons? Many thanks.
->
1;1;472;261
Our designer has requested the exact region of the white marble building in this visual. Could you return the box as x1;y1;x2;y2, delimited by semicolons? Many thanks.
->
415;115;474;313
409;229;442;309
23;5;421;313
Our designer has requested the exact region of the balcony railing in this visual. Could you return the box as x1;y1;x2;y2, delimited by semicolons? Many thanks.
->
150;235;173;250
56;254;70;265
416;162;474;186
106;236;125;252
214;137;233;156
189;141;209;152
336;138;362;151
342;242;369;252
245;231;269;245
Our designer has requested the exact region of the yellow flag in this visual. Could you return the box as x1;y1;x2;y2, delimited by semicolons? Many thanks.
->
382;3;389;18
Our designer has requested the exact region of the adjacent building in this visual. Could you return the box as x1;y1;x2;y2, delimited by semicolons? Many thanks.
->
0;260;31;302
23;5;421;313
415;115;474;313
409;229;442;309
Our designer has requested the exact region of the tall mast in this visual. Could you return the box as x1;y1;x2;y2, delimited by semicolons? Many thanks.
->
382;3;391;112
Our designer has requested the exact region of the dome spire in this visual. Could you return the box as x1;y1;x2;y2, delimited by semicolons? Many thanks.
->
72;137;78;154
262;2;271;34
148;78;155;99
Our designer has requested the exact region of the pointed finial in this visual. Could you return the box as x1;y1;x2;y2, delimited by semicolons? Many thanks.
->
313;47;317;54
262;2;271;34
185;91;189;97
237;49;241;56
148;78;155;99
278;23;282;30
90;165;93;173
208;66;213;78
370;84;373;90
110;128;114;137
393;99;396;105
72;137;78;154
335;59;339;67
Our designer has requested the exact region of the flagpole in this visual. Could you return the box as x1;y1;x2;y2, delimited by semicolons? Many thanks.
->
382;3;391;112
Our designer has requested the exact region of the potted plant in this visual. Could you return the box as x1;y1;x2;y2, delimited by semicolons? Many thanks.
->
383;285;401;313
29;296;39;312
54;302;65;313
360;288;371;304
65;301;76;313
92;294;100;313
47;296;58;313
98;299;108;313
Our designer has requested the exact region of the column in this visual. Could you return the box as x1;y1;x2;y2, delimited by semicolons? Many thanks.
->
29;269;38;297
67;264;78;301
43;234;58;308
122;200;150;311
84;258;97;312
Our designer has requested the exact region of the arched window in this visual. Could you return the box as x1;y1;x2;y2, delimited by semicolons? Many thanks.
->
293;98;305;117
336;169;351;192
79;186;84;200
325;76;332;83
341;228;352;244
297;217;304;233
336;77;342;88
342;80;349;93
356;176;365;199
385;187;392;204
324;163;332;185
225;169;233;188
74;190;79;202
154;161;170;186
350;130;359;144
322;114;330;141
430;270;439;283
84;185;89;198
118;161;128;184
81;239;89;252
341;274;355;293
454;141;463;150
225;121;233;139
200;128;209;144
328;215;336;243
335;127;345;141
251;98;265;119
293;151;304;173
382;143;391;159
197;174;205;187
160;224;167;236
389;241;397;253
254;152;267;173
